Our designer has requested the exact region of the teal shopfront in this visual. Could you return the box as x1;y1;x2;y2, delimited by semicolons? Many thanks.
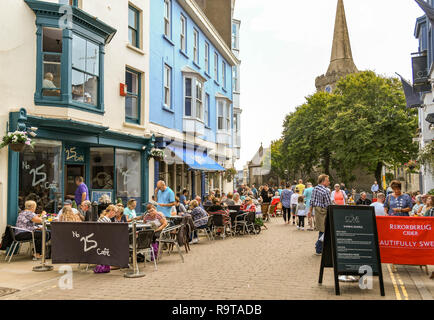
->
7;109;154;225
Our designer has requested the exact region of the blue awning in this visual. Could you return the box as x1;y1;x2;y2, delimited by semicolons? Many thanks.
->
166;145;225;172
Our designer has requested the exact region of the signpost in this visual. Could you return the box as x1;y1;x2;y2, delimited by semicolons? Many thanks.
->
318;205;385;296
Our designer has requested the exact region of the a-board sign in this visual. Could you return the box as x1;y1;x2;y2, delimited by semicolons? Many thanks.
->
51;222;129;268
318;205;385;296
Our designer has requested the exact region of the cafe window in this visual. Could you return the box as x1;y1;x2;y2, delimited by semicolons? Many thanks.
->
72;33;99;106
42;27;62;97
90;148;114;191
19;140;62;214
116;149;142;213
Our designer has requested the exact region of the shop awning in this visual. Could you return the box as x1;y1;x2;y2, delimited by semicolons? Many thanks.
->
166;145;225;172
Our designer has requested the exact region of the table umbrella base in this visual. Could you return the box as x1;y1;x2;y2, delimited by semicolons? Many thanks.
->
124;271;145;278
33;265;54;272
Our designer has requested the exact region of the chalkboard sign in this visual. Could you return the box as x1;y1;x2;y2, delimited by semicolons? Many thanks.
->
318;205;385;296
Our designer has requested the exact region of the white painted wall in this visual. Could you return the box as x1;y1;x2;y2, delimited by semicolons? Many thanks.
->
0;0;150;233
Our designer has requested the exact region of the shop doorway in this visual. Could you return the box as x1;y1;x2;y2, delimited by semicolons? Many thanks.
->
65;164;85;200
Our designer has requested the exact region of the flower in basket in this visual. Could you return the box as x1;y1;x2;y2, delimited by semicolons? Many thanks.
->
149;148;164;159
403;160;419;173
0;131;35;150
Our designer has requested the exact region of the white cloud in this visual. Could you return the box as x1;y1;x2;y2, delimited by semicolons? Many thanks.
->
234;0;422;170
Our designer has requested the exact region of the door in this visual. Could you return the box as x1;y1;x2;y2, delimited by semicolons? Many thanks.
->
64;164;85;201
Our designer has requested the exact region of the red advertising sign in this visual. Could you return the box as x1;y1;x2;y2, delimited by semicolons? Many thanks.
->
376;216;434;265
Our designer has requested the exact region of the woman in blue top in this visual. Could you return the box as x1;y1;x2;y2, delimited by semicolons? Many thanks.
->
384;180;412;216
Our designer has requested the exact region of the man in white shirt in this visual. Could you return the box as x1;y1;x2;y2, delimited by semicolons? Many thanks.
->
56;199;80;221
370;193;386;216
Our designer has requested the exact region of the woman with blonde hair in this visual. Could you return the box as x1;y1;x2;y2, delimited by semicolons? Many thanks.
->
59;206;81;222
98;204;118;223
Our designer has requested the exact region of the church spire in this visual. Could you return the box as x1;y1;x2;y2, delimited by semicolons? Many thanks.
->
327;0;358;75
315;0;358;92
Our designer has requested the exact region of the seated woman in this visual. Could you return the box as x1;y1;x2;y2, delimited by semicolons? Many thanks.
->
98;205;118;223
207;198;231;231
59;207;82;222
189;200;209;243
233;193;243;205
270;191;281;214
203;195;214;207
124;199;137;222
143;204;168;237
240;197;257;213
15;200;49;260
111;206;127;223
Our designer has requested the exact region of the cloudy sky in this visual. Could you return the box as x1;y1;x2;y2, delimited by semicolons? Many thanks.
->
233;0;424;169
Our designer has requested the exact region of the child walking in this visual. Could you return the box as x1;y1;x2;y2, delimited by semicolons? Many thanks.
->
295;196;307;230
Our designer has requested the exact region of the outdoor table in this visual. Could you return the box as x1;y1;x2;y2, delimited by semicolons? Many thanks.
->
129;223;152;230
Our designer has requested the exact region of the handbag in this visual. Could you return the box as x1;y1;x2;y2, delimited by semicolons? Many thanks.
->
93;265;110;273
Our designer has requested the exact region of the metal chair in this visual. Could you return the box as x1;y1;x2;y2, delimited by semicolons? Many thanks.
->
211;214;233;239
156;225;184;263
132;229;157;271
194;216;214;242
245;212;257;234
234;213;248;235
4;226;36;263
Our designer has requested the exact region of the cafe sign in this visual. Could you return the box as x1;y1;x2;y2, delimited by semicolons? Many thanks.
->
65;145;85;163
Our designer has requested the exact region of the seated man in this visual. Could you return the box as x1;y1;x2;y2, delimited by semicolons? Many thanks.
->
57;200;80;221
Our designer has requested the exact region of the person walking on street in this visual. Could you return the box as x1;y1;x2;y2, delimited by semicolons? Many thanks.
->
290;188;300;225
296;196;307;230
331;184;347;205
384;180;412;216
280;183;293;224
309;174;331;255
303;182;314;230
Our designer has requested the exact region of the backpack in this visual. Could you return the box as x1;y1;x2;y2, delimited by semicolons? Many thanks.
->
0;226;14;251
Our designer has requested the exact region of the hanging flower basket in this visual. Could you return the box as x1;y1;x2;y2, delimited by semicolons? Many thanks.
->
0;131;35;152
10;143;26;152
149;148;164;161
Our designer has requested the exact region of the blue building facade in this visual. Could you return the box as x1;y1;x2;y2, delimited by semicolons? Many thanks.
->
149;0;238;196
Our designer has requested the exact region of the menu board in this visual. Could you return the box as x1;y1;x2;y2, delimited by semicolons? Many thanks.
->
319;205;384;296
332;207;379;273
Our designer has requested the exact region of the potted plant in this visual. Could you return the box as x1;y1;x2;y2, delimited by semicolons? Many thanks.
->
418;141;434;174
0;131;35;152
149;148;164;161
403;160;420;174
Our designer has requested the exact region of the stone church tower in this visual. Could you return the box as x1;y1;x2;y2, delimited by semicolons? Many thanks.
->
315;0;358;92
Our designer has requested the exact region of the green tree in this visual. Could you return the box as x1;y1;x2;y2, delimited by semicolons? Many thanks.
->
330;71;418;185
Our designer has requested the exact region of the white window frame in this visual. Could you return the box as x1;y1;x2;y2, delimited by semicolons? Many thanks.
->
180;15;186;52
204;42;209;74
214;52;218;81
193;29;199;64
164;0;171;38
204;93;210;127
216;99;231;132
164;64;171;108
222;61;226;88
183;75;205;122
